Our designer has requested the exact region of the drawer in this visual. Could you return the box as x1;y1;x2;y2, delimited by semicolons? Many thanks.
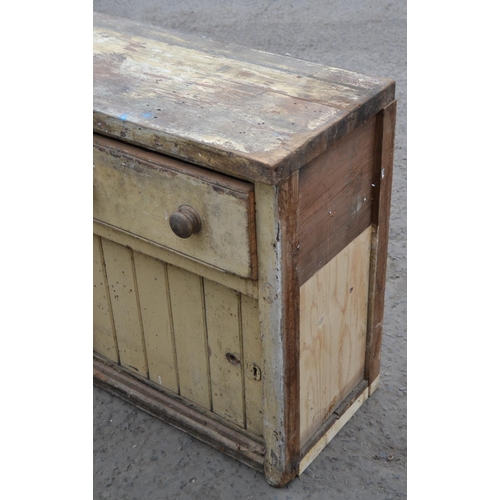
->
93;135;257;279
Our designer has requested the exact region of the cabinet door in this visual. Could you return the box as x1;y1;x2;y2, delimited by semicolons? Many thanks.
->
93;235;264;437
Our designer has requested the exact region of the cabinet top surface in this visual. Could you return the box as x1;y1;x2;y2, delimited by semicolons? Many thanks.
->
94;12;394;184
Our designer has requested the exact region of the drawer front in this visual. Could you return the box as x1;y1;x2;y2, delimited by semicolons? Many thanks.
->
93;135;257;279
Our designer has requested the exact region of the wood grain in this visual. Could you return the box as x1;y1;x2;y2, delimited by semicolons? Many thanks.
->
365;101;397;385
94;13;395;185
299;382;369;473
298;116;377;285
279;172;301;478
92;13;397;484
93;134;257;279
299;227;371;447
101;238;148;376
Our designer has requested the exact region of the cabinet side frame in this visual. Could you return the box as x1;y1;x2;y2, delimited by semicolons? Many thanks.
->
296;101;397;474
365;100;397;390
255;172;301;487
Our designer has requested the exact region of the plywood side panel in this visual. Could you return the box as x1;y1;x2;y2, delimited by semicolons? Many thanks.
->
93;235;119;362
168;265;211;410
299;227;371;447
134;252;179;393
204;279;245;427
101;238;148;376
299;385;369;474
241;294;264;437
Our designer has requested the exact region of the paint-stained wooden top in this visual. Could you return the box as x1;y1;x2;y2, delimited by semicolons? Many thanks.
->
93;13;395;185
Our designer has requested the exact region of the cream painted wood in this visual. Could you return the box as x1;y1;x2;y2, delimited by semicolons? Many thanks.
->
134;252;179;392
299;227;372;447
94;233;265;427
167;265;211;410
101;238;148;376
254;182;289;483
93;138;256;279
94;221;258;299
93;15;396;484
204;279;245;427
93;235;119;362
240;294;264;437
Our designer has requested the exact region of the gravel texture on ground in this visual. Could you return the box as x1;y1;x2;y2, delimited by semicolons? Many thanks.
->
93;2;407;498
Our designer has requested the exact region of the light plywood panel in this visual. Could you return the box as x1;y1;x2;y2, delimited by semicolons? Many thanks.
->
93;235;118;362
299;226;371;447
134;252;179;393
168;265;211;410
204;279;245;427
299;386;369;474
241;294;264;437
101;238;148;376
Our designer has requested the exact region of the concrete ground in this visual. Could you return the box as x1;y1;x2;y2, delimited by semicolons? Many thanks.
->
93;1;407;498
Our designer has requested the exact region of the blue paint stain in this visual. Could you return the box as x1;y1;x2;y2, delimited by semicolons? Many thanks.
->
142;112;153;118
119;113;128;122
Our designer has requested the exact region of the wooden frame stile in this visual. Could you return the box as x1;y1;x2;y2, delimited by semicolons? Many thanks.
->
365;100;397;394
254;171;301;487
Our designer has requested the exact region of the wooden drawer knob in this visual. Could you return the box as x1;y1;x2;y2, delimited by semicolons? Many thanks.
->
169;205;202;238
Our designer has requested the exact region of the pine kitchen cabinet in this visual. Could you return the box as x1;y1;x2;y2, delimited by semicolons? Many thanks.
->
93;12;396;487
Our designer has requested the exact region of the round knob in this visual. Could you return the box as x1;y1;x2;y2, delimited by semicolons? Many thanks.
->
169;205;202;238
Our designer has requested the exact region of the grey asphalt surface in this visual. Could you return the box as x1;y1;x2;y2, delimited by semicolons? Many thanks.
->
93;1;407;498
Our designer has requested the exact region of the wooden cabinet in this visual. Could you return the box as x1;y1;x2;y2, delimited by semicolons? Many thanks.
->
93;12;396;487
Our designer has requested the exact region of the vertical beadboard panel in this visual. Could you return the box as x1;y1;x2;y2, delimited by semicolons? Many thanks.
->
168;265;211;410
204;279;245;427
134;251;179;393
299;226;371;447
93;235;119;362
101;238;148;376
241;294;264;436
